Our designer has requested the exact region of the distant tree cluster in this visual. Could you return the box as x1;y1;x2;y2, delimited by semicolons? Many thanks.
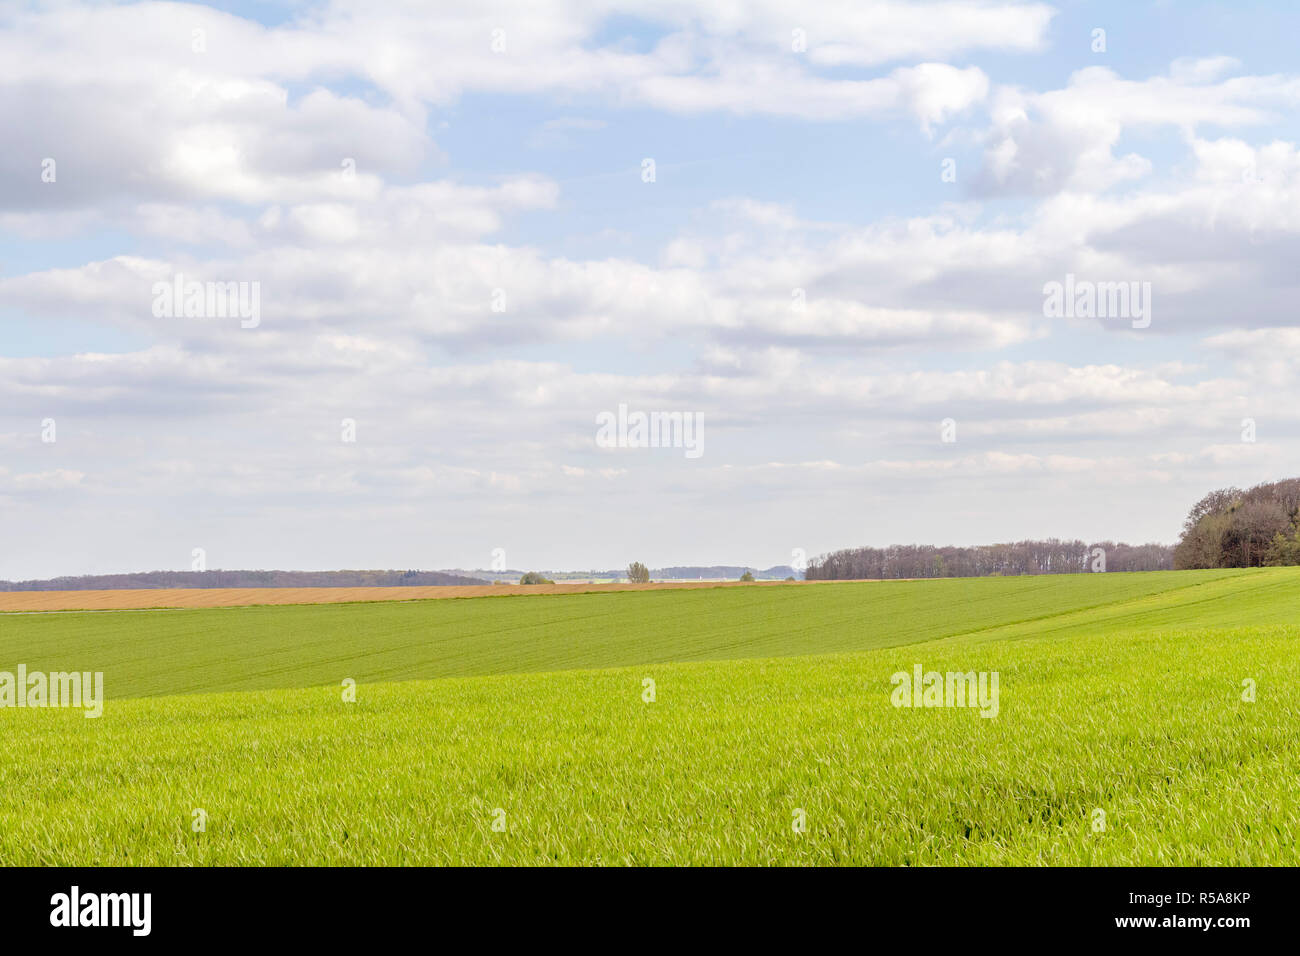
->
804;539;1172;580
1174;478;1300;569
518;571;555;585
626;561;651;584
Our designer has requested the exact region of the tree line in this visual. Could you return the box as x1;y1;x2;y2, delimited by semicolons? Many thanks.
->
1174;477;1300;568
0;568;483;591
804;539;1172;580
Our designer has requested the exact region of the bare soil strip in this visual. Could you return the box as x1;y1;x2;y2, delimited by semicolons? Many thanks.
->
0;579;816;612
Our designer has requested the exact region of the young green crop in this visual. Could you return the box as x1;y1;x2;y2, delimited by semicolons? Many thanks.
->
0;568;1296;865
0;624;1294;865
0;567;1271;698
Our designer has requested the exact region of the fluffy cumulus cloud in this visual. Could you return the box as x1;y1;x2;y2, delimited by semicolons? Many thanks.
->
2;0;1298;577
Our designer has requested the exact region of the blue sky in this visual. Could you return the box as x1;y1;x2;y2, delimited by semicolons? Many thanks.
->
2;1;1299;578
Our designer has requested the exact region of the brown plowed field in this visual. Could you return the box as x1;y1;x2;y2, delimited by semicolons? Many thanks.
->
0;579;816;612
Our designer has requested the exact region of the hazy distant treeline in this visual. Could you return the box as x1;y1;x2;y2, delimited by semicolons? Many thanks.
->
1174;477;1300;568
804;539;1173;580
650;566;795;580
0;569;485;591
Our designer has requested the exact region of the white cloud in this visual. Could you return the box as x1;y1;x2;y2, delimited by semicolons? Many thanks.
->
4;5;1300;575
975;63;1300;196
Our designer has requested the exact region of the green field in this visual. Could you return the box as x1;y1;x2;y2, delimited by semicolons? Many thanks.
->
1;568;1297;864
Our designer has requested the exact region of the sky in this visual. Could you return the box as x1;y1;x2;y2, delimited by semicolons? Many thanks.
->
3;0;1300;579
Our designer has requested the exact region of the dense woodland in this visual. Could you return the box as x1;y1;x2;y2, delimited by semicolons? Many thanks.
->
805;540;1173;579
1173;478;1300;569
808;477;1300;579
